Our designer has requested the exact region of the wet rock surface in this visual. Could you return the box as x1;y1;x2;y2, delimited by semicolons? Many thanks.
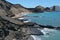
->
0;16;44;40
0;16;60;40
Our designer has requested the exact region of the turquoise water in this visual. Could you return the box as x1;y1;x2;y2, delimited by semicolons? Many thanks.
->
26;12;60;27
25;12;60;40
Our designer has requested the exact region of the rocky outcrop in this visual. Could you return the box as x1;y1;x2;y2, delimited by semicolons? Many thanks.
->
44;7;53;12
27;6;45;13
52;6;60;11
10;4;30;13
0;0;30;18
0;0;13;10
0;0;15;17
34;6;44;12
10;4;31;18
0;16;44;40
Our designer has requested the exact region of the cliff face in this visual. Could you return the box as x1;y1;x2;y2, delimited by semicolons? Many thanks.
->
0;0;12;10
10;4;31;18
0;0;14;17
0;0;30;18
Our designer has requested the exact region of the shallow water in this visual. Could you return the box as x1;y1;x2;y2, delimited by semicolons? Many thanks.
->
25;12;60;40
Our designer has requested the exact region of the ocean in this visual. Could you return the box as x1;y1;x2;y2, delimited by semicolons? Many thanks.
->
24;12;60;40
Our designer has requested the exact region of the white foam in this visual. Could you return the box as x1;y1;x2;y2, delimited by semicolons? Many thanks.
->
41;30;47;35
38;28;56;35
19;18;24;20
43;28;56;33
23;19;31;23
37;28;47;35
23;21;30;23
31;35;41;40
31;35;36;40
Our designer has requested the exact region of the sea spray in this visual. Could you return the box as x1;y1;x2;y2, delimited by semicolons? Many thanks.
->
31;35;41;40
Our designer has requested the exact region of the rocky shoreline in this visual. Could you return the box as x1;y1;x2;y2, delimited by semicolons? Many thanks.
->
0;16;43;40
0;0;60;40
0;16;60;40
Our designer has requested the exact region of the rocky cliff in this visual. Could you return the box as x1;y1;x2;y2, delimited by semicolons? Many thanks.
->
0;0;31;18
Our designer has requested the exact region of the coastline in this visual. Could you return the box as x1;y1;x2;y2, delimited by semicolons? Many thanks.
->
0;0;60;40
11;12;32;18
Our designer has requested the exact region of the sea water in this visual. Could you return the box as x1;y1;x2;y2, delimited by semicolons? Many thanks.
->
24;12;60;40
